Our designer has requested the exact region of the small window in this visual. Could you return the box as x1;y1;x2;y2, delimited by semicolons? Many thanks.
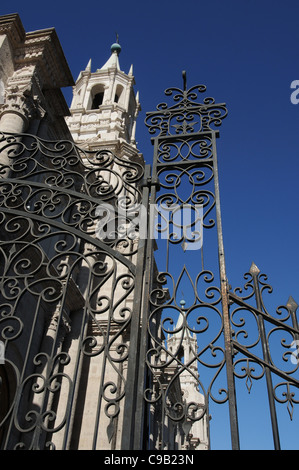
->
114;84;124;105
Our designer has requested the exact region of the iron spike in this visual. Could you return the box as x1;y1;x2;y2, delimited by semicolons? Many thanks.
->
182;70;187;91
287;295;299;311
249;261;260;276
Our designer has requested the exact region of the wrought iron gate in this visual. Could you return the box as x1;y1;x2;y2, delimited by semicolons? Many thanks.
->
0;76;299;450
0;133;147;449
128;75;299;450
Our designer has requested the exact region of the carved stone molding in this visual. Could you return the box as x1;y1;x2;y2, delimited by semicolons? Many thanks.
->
1;84;46;123
0;13;25;48
0;13;74;121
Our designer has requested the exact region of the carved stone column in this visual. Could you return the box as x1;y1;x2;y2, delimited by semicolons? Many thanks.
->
0;81;46;176
0;13;74;177
1;82;45;129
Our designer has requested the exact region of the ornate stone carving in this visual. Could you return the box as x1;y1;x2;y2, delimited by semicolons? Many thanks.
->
1;83;46;123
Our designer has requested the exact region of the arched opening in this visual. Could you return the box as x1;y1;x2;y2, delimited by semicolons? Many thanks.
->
90;84;105;110
91;92;104;109
114;84;124;105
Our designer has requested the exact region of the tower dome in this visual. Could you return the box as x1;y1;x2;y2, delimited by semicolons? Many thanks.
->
110;42;121;55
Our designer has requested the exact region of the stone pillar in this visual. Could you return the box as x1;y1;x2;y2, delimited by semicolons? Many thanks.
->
0;111;27;133
0;83;45;177
0;13;74;177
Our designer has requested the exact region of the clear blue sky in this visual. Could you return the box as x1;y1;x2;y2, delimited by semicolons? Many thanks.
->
1;0;299;449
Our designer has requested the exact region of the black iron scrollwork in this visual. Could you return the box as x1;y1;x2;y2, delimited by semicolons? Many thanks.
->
143;78;229;450
229;262;299;433
0;132;144;449
0;133;144;256
143;77;299;451
145;74;227;137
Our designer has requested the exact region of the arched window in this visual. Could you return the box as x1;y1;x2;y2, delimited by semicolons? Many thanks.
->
90;84;105;110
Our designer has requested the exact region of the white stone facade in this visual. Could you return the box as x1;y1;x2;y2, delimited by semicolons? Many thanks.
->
0;13;73;140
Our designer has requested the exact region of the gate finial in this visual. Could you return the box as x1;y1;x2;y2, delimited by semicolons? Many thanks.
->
287;296;299;311
182;70;187;91
249;261;260;276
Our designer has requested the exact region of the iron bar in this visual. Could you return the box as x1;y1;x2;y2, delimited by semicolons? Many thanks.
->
229;292;299;335
232;340;299;387
132;163;159;449
212;132;240;450
121;164;151;449
250;265;281;449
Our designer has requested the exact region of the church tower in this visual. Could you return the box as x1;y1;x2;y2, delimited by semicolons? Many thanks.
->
66;40;141;158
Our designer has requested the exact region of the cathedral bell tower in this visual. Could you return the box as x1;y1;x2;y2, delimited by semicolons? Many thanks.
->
66;40;141;157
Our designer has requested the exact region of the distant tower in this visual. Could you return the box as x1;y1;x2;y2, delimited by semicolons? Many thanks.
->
60;41;144;450
66;39;141;157
165;300;209;450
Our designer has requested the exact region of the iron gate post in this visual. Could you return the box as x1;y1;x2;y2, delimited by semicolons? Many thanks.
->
132;161;160;450
250;263;281;450
121;164;152;449
212;133;240;450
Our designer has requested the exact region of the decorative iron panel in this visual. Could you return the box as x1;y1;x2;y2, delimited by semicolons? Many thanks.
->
135;75;299;450
0;132;147;449
229;264;299;449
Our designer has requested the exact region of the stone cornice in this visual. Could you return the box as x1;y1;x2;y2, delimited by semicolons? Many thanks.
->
0;13;25;48
0;13;74;90
43;88;71;118
18;28;74;89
